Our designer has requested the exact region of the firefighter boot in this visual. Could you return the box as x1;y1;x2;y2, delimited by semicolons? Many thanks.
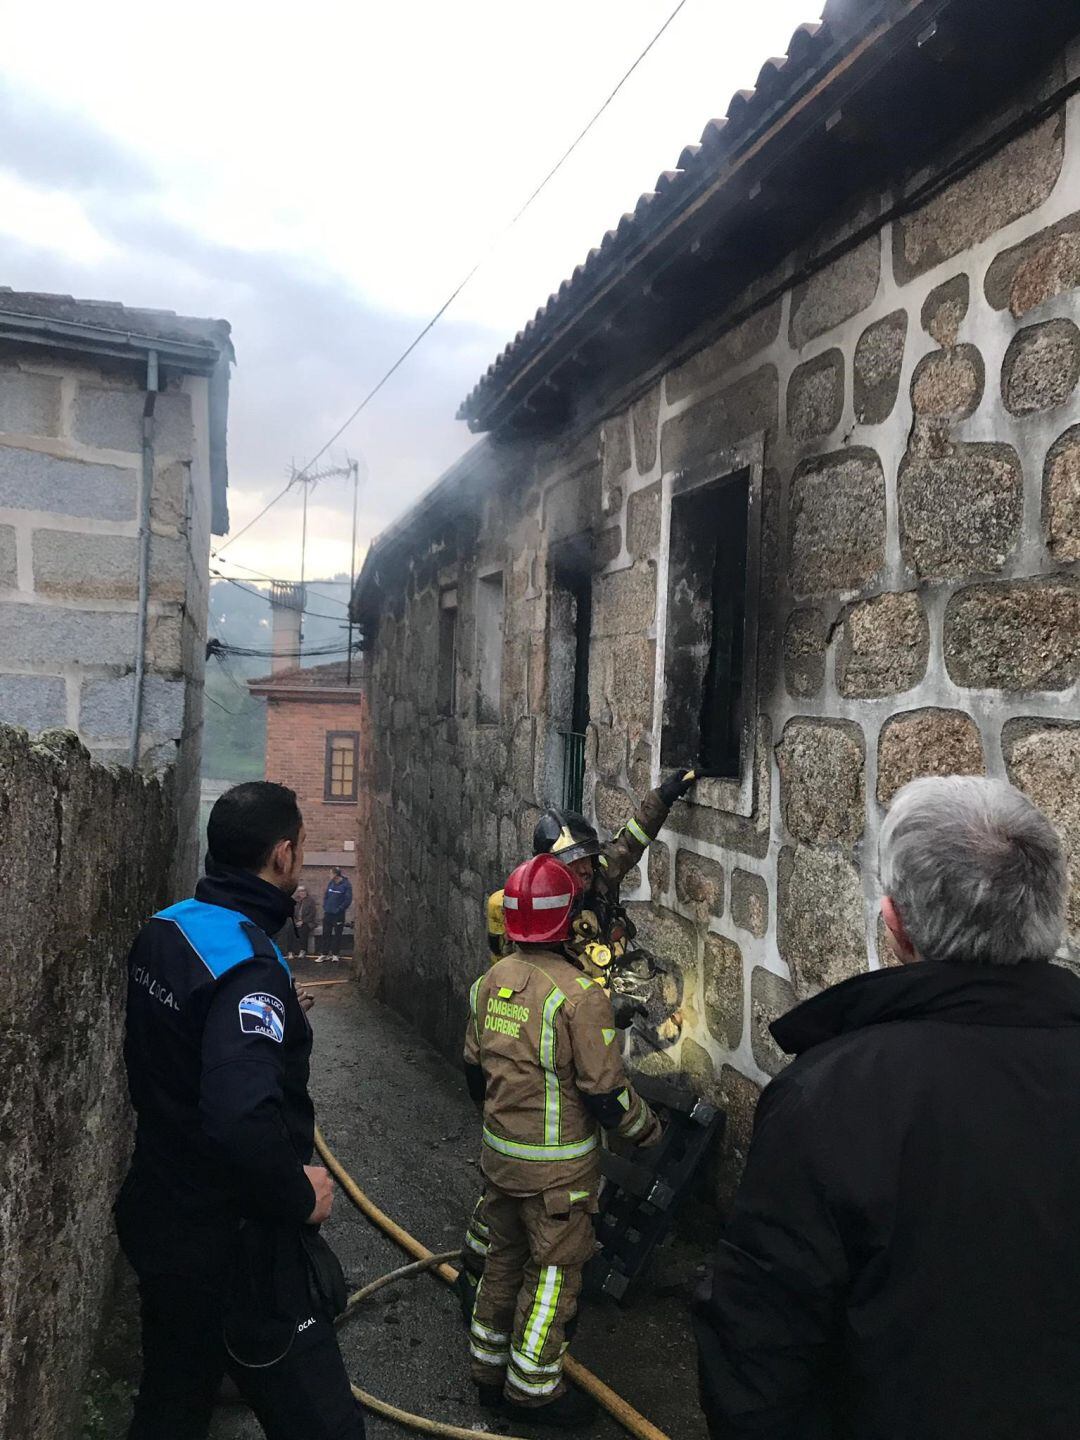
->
506;1387;598;1430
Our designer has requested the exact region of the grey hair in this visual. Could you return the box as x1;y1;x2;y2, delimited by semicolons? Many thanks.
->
879;776;1067;965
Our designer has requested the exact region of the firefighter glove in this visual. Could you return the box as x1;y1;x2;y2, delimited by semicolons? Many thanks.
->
658;768;697;807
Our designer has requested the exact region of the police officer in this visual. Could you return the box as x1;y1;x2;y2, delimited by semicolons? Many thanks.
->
115;781;364;1440
464;853;662;1427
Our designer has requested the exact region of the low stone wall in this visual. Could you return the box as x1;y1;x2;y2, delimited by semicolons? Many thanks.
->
0;726;173;1440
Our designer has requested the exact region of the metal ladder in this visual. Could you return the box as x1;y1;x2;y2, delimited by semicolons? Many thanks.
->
585;1073;725;1302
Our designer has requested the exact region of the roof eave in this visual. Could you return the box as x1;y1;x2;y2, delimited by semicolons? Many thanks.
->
0;308;225;374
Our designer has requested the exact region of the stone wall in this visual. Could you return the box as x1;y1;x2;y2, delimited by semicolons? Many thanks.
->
0;356;215;889
358;73;1080;1210
0;726;174;1440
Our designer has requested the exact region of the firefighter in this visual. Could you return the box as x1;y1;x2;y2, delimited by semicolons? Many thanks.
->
463;853;663;1428
462;768;697;1313
486;767;699;963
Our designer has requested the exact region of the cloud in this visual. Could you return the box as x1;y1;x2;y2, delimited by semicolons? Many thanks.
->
0;80;497;573
0;82;156;196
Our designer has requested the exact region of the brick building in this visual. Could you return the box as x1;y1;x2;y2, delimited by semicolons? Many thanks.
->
0;289;233;888
248;660;363;938
353;0;1080;1207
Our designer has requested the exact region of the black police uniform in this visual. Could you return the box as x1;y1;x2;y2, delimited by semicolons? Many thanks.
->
116;860;365;1440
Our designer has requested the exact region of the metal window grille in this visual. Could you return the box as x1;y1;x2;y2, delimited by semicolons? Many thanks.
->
561;730;586;812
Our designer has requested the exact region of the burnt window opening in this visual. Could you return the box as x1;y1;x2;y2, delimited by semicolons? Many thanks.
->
662;468;751;780
325;731;359;802
437;585;458;717
548;539;592;812
475;571;505;726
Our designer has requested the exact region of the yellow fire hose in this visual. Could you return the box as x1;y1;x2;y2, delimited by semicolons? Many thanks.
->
316;1125;671;1440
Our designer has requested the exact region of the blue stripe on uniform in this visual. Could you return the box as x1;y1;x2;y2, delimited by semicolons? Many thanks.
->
154;899;289;979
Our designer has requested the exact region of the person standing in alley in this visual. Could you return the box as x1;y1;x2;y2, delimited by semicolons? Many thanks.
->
694;776;1080;1440
293;883;316;960
464;853;662;1429
116;781;364;1440
321;866;352;962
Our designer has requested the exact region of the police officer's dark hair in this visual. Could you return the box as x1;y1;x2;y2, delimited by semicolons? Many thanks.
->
207;782;303;872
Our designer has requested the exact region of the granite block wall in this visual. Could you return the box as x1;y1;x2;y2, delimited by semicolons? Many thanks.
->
0;356;215;889
358;75;1080;1210
0;727;173;1440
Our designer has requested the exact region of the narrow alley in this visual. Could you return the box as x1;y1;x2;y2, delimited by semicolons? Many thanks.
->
210;964;709;1440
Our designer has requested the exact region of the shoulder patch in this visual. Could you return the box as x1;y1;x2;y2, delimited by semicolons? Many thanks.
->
155;899;288;980
239;992;284;1043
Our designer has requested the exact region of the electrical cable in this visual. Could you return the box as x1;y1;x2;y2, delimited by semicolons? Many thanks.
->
214;478;297;555
204;691;242;719
315;1124;671;1440
211;571;351;623
218;559;353;608
213;0;693;552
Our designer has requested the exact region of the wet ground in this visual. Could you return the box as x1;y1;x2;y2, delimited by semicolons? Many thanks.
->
211;961;712;1440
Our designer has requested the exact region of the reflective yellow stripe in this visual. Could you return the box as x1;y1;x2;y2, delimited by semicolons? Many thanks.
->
469;976;483;1044
540;986;567;1146
602;1027;616;1046
471;1319;510;1346
521;1265;563;1363
510;1346;564;1376
623;1100;650;1138
482;1127;597;1162
576;976;592;990
507;1365;562;1397
625;817;650;847
471;1339;509;1366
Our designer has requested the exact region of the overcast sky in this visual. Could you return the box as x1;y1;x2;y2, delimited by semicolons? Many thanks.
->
1;0;818;581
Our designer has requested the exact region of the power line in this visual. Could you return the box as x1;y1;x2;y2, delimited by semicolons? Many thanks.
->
214;557;353;607
210;570;351;623
204;690;242;718
214;0;692;546
214;478;296;555
294;0;691;480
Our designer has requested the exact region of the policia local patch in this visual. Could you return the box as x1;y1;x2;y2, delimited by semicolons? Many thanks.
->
239;992;285;1043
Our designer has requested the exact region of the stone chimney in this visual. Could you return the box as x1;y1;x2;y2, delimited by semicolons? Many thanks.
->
269;581;305;673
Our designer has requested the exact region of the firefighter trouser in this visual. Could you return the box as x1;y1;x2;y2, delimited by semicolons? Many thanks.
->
468;1182;596;1406
460;1194;489;1299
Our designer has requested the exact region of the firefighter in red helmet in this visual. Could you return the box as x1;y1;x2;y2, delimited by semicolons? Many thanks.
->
463;854;662;1428
485;770;699;962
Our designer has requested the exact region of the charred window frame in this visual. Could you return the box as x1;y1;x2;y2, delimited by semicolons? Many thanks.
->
475;569;505;726
660;437;762;818
325;730;359;803
437;585;458;717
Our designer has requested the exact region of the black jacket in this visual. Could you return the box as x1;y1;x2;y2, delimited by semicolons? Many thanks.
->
122;862;316;1231
694;960;1080;1440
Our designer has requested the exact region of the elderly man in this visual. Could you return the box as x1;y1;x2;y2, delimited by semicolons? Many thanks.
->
694;776;1079;1440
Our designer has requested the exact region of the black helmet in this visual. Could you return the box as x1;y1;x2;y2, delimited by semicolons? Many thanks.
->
532;809;601;867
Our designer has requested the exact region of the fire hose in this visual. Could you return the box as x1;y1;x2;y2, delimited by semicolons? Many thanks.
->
315;1124;671;1440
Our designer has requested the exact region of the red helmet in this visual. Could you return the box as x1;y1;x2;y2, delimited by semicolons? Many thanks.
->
503;854;583;946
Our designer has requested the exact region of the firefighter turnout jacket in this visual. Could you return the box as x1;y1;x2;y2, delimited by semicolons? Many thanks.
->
122;860;317;1228
486;786;670;958
464;948;661;1197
